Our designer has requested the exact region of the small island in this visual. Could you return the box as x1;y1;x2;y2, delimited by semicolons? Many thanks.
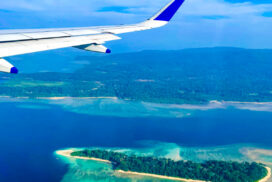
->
68;149;268;182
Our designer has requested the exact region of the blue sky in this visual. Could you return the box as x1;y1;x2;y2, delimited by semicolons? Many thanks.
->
0;0;272;52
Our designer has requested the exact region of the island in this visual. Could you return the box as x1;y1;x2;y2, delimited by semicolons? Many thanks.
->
2;48;272;104
65;149;268;182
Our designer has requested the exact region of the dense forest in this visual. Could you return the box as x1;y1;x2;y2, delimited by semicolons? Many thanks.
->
71;149;267;182
1;47;272;104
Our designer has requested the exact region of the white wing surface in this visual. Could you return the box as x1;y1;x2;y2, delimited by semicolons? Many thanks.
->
0;0;185;73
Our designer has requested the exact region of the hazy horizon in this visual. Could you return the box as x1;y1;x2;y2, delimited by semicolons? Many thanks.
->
1;0;272;53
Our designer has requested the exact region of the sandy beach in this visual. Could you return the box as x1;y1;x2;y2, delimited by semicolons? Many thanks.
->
241;148;272;182
56;149;112;164
224;101;272;105
37;96;118;100
117;170;207;182
0;96;118;100
259;167;271;182
57;148;272;182
57;149;207;182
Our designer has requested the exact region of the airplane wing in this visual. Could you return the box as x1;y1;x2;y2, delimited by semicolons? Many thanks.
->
0;0;185;73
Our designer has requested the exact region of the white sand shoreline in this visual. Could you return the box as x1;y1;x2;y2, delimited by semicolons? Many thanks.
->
56;149;207;182
56;150;112;164
0;96;118;100
259;167;271;182
1;96;272;104
2;96;272;113
241;148;272;182
37;96;118;100
117;170;207;182
57;149;272;182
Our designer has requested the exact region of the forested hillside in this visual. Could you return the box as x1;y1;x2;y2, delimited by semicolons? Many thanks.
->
1;47;272;104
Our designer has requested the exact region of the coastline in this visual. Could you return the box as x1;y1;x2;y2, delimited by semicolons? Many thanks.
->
241;148;272;182
57;148;272;182
37;96;118;100
2;96;272;113
0;96;118;100
116;170;207;182
2;95;272;105
118;164;271;182
259;167;271;182
56;149;207;182
56;150;112;164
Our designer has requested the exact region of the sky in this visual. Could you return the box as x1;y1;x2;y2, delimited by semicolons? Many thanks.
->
0;0;272;52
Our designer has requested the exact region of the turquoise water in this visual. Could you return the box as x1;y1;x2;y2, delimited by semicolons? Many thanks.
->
56;144;259;182
0;100;272;181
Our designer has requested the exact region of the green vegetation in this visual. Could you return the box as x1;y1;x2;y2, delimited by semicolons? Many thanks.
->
71;149;267;182
1;48;272;104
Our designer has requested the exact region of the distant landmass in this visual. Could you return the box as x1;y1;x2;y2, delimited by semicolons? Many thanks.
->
1;47;272;104
70;149;268;182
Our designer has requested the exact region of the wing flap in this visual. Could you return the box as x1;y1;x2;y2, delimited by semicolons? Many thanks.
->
23;31;71;39
0;34;32;42
0;25;152;43
0;34;121;57
62;29;100;36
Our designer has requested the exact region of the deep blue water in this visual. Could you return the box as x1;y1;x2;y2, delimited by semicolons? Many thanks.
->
0;102;272;182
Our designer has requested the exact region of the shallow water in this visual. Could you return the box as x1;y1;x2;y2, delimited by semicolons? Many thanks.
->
0;99;272;181
56;144;270;182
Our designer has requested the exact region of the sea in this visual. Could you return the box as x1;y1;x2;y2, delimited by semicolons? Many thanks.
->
0;98;272;182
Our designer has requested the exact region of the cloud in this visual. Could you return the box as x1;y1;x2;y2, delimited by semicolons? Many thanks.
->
0;1;44;11
202;15;229;20
97;6;132;14
1;0;272;18
0;0;272;50
179;0;272;18
224;0;272;4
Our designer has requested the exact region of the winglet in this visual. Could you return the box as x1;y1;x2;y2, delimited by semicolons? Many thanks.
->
150;0;185;22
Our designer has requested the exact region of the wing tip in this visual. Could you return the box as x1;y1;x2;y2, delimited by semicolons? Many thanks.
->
151;0;185;22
